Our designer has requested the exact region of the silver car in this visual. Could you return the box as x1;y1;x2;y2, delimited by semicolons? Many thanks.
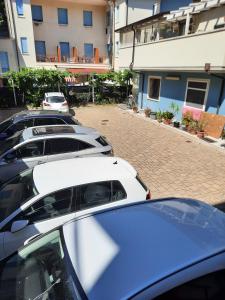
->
0;125;113;183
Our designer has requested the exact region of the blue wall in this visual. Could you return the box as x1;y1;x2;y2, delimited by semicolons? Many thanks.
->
160;0;192;13
138;71;225;120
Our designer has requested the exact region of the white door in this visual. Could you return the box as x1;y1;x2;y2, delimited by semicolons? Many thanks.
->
3;188;76;259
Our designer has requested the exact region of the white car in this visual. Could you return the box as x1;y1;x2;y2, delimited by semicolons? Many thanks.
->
0;124;113;183
42;92;69;112
0;157;150;260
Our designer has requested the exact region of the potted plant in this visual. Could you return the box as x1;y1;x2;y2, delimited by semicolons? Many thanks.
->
188;119;198;135
162;111;174;125
150;111;157;120
156;111;163;123
170;102;180;128
196;120;206;139
182;111;194;130
144;107;151;117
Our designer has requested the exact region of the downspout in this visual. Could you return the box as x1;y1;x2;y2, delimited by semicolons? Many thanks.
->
129;26;135;70
9;0;20;70
141;73;144;109
126;0;128;26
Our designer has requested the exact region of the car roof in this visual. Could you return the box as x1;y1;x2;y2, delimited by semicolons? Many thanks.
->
13;110;72;121
33;157;136;194
22;125;97;140
45;92;64;97
62;199;225;299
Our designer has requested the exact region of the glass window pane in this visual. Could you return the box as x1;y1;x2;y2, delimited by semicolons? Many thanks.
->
83;11;92;26
17;141;44;158
24;189;73;222
59;42;70;60
45;138;79;155
112;181;127;201
58;8;68;25
0;230;75;300
31;5;43;22
35;41;46;60
84;43;93;58
186;89;205;109
0;52;9;73
16;0;23;16
148;78;161;100
21;37;28;54
77;181;111;210
78;140;93;150
188;81;207;90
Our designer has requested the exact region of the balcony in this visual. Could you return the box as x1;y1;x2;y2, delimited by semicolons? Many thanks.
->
119;29;225;72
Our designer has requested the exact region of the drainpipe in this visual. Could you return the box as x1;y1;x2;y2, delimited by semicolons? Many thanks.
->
9;0;20;71
207;72;225;115
126;0;128;26
129;26;136;70
141;73;145;109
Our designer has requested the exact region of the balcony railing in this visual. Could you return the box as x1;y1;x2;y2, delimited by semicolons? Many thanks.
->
36;55;109;64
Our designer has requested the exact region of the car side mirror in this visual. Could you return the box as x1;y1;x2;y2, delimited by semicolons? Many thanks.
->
11;220;29;233
4;152;16;163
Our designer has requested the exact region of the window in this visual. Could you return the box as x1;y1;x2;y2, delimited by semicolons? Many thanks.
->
76;180;127;211
58;8;68;25
116;41;119;56
34;118;65;126
59;42;70;61
20;37;28;54
31;5;43;22
84;43;93;58
78;140;94;150
0;52;9;73
16;141;44;159
35;41;46;60
0;169;38;222
23;189;73;222
45;138;79;155
115;5;119;23
148;77;161;100
83;11;93;26
6;119;34;134
155;269;225;300
185;79;209;110
16;0;23;16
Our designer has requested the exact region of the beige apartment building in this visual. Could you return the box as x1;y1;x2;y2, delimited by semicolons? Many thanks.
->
0;0;113;75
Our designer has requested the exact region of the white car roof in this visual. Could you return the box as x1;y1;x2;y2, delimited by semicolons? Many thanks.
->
22;125;98;141
45;92;64;97
33;157;137;195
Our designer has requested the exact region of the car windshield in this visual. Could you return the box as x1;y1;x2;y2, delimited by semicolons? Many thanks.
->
47;96;65;103
0;230;77;300
0;118;13;133
0;169;38;222
0;131;23;157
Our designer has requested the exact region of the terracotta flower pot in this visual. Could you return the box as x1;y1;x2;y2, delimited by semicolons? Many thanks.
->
197;131;205;139
133;107;138;113
144;111;151;117
163;119;172;125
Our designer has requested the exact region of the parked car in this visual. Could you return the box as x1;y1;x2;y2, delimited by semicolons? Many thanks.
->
0;124;113;183
0;156;150;260
0;198;225;299
0;110;79;141
42;92;69;112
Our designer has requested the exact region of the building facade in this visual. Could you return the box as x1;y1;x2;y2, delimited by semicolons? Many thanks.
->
116;0;225;119
0;0;113;75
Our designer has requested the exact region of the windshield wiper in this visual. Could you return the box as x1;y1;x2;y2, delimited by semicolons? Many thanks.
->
32;278;61;300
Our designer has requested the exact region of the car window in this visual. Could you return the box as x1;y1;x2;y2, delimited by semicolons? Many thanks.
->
78;140;94;150
0;131;23;157
34;118;65;126
0;169;38;222
16;141;44;159
154;269;225;300
0;230;75;300
47;96;65;103
76;180;127;211
64;117;80;125
6;119;33;135
0;118;13;133
45;138;79;155
22;188;73;223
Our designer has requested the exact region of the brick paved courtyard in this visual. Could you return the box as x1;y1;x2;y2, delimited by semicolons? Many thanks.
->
76;104;225;206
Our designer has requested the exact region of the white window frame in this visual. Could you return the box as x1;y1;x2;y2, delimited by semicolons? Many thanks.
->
184;78;210;111
147;76;161;101
115;5;119;23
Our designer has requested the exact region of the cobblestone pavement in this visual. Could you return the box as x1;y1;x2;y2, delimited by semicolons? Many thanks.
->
76;104;225;206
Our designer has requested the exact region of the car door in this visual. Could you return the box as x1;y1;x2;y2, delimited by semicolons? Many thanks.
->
0;140;45;182
3;188;78;259
45;138;81;162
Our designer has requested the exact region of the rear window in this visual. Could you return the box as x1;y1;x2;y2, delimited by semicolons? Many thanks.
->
136;175;148;191
47;96;65;103
96;136;109;146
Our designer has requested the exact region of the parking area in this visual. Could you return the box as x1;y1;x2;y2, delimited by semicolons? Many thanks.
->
76;104;225;206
